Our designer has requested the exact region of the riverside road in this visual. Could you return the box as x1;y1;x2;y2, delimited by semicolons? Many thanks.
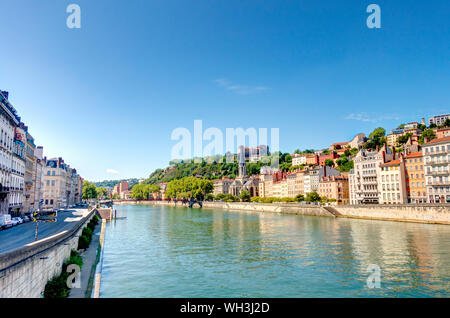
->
0;209;90;255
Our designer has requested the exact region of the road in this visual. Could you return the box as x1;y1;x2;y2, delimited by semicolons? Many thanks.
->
0;209;90;255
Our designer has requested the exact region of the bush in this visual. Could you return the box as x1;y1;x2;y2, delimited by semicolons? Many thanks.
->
77;235;90;250
82;227;93;238
44;250;82;298
63;250;83;271
44;275;69;298
250;196;261;203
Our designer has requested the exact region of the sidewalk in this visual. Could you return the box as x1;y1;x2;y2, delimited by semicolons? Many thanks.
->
68;223;101;298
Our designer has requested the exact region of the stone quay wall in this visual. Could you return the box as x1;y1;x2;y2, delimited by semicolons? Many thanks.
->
0;209;97;298
114;200;450;225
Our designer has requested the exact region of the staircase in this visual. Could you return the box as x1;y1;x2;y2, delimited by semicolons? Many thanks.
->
323;206;342;217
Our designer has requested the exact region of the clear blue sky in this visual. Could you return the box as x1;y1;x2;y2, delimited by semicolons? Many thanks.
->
0;0;448;182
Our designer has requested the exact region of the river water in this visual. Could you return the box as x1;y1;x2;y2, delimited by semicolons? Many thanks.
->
99;205;450;297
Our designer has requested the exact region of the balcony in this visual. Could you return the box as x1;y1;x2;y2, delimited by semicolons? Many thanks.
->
425;170;449;176
425;149;449;156
425;159;449;166
427;180;450;186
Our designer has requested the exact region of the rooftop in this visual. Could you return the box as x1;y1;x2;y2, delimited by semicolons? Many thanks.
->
423;136;450;146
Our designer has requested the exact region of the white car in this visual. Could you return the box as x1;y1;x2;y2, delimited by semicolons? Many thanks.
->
10;218;20;226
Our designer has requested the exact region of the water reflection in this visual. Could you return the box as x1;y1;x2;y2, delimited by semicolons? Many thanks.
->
100;205;450;298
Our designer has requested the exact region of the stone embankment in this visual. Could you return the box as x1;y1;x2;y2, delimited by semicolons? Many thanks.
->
114;200;450;225
0;208;97;298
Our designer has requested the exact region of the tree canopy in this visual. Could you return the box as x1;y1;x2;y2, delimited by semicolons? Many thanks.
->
82;181;98;200
165;177;213;200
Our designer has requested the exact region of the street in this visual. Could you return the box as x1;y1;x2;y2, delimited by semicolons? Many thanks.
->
0;209;90;255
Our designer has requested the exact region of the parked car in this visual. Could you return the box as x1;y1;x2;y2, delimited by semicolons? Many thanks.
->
22;216;30;222
0;214;12;230
10;218;19;226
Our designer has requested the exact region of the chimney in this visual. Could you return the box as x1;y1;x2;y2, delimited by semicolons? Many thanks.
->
382;151;386;163
323;165;327;178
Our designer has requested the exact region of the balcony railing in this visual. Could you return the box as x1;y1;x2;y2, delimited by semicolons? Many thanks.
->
425;149;449;155
425;159;449;165
427;180;450;186
425;170;449;176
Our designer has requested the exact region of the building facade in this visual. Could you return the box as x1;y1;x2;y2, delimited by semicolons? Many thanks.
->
0;91;20;215
318;176;349;204
349;146;393;205
422;137;450;203
404;152;426;203
379;157;408;205
428;114;450;127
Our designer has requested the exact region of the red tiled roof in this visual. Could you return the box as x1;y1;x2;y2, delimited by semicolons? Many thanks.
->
424;136;450;145
380;159;401;166
405;152;423;159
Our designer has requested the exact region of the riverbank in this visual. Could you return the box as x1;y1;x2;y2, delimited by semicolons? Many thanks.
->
68;222;101;298
113;200;450;225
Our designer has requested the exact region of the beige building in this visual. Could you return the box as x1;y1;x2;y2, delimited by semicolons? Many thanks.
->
318;176;349;204
43;157;82;209
378;156;408;205
213;178;233;196
291;154;307;166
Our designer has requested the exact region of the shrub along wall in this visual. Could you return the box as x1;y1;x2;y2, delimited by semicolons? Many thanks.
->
43;215;100;298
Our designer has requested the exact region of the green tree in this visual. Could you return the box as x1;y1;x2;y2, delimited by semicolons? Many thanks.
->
82;181;97;200
239;190;251;202
419;129;437;144
166;177;213;200
295;194;305;202
324;159;335;167
130;184;151;199
398;133;413;144
306;191;321;202
440;118;450;128
96;187;108;199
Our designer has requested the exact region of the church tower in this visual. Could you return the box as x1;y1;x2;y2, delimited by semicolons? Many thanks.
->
238;151;246;178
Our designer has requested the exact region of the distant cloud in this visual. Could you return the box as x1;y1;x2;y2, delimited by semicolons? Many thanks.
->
345;112;400;123
106;169;119;174
214;78;269;95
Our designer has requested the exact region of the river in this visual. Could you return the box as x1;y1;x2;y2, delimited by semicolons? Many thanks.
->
99;205;450;297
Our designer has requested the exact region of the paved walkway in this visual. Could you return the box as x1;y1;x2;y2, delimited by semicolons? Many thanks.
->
68;223;101;298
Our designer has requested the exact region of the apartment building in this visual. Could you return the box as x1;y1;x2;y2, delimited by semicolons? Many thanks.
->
287;170;305;198
304;166;340;194
42;157;82;209
291;154;307;166
422;137;450;203
436;127;450;139
318;175;349;204
387;128;405;148
428;114;450;127
349;146;393;205
213;178;233;196
10;125;26;216
379;157;408;205
0;91;20;215
404;152;426;203
237;145;269;163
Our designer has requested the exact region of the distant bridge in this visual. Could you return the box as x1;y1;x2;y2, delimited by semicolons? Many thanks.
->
188;199;203;208
99;200;114;208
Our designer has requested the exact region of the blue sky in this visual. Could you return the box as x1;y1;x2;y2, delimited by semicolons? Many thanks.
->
0;0;448;181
